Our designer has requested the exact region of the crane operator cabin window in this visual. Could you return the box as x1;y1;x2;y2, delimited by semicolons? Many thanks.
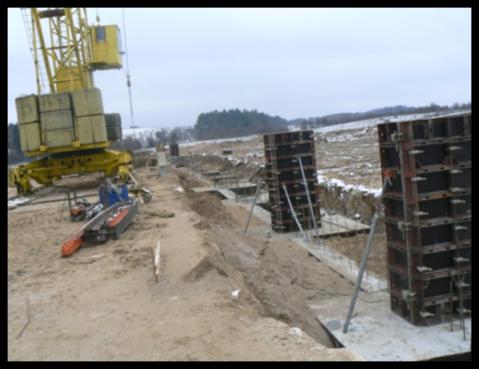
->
96;27;106;42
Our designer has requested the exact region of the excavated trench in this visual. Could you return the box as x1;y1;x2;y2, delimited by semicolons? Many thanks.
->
177;171;359;348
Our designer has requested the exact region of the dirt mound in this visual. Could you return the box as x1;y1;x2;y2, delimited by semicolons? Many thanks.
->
177;171;207;190
188;193;233;225
183;254;228;282
193;219;210;230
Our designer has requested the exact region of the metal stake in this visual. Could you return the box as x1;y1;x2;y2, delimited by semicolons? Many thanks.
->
243;178;261;235
297;156;320;242
67;191;72;210
458;280;466;340
343;178;390;333
282;184;308;242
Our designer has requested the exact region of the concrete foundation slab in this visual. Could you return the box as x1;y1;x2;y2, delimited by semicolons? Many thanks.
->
313;292;471;361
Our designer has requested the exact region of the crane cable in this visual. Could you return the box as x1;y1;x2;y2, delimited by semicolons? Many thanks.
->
122;8;137;129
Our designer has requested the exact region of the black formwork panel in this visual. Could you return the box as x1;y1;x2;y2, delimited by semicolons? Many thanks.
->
169;144;179;157
263;130;321;233
378;113;471;326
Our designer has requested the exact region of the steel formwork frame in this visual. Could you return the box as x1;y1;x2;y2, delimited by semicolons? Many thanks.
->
169;143;179;157
263;130;321;233
378;113;471;326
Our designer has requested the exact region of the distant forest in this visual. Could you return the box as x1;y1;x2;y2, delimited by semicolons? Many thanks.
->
292;102;471;129
194;109;289;140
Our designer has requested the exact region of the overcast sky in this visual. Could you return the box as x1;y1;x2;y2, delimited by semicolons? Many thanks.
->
8;7;471;128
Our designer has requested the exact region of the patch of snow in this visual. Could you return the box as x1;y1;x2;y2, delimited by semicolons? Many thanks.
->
325;134;355;143
8;196;30;210
181;134;258;147
317;171;382;197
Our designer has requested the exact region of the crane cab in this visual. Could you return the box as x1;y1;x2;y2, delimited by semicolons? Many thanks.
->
90;25;123;70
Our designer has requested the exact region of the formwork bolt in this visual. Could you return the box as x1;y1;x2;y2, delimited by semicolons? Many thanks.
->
447;146;462;152
401;289;416;301
453;257;469;264
417;266;433;272
411;176;427;182
413;211;429;217
397;221;412;232
450;169;463;174
409;149;424;155
419;311;435;319
391;133;404;142
450;187;464;193
454;225;467;231
451;199;466;204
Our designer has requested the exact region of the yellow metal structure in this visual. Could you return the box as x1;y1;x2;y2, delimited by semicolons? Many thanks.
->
9;150;133;194
90;25;123;70
9;8;132;194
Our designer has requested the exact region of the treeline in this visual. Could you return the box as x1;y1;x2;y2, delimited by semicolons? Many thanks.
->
294;102;471;129
194;109;289;140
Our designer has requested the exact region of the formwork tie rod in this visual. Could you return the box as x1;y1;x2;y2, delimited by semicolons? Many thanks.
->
243;178;262;235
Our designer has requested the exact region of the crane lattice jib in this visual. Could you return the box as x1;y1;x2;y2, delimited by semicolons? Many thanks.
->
27;7;94;94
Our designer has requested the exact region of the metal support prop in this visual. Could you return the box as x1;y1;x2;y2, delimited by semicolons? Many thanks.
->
297;156;320;242
282;184;308;242
343;178;390;333
243;178;261;235
67;191;72;210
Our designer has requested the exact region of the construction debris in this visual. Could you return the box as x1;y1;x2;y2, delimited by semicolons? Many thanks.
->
152;240;161;283
143;209;175;218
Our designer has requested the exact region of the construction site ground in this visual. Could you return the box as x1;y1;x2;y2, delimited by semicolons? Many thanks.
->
8;167;365;361
182;126;389;280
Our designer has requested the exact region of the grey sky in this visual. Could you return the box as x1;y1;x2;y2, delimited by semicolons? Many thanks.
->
8;7;471;128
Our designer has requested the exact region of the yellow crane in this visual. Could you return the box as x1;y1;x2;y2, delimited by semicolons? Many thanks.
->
9;7;133;194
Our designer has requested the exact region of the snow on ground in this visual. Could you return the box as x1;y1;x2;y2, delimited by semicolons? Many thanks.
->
317;171;382;198
313;110;470;134
180;134;259;147
122;110;470;148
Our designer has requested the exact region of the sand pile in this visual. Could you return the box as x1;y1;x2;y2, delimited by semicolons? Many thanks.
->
188;193;234;225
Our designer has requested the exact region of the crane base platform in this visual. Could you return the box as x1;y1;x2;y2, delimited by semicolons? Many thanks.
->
8;149;133;195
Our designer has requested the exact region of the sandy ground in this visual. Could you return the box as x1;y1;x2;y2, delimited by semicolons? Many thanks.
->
184;127;382;189
8;168;362;361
